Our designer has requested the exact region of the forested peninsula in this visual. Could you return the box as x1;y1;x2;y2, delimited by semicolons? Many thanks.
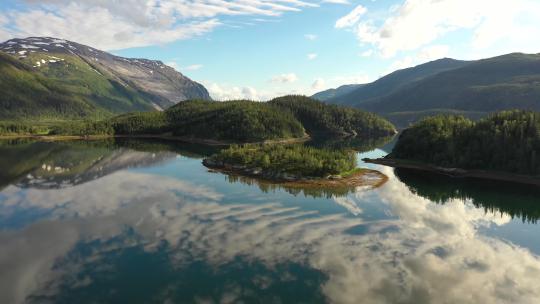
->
1;96;396;144
366;110;540;185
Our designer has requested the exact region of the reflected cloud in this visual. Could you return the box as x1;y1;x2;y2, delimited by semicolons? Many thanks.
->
0;165;539;303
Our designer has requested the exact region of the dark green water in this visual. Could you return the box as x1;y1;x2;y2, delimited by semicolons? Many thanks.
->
0;139;539;304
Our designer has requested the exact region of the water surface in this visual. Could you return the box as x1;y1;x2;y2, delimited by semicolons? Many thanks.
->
0;139;539;304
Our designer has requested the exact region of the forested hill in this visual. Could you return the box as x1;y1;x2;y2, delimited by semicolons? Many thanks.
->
317;53;540;128
48;96;396;143
0;37;210;119
389;110;540;176
269;95;396;138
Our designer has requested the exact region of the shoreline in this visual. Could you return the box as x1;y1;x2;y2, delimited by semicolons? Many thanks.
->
0;134;311;146
363;158;540;187
203;160;388;189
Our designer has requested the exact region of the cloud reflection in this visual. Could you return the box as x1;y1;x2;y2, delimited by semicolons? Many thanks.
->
0;166;539;303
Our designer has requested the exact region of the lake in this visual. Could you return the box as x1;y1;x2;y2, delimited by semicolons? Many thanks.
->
1;139;539;304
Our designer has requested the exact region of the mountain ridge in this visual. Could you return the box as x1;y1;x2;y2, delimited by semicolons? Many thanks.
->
321;58;470;105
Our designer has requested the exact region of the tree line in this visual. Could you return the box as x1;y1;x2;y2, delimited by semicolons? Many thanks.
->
391;110;540;175
210;144;357;178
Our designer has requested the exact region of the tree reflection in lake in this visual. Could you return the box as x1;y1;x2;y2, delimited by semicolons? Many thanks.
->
222;171;378;199
395;168;540;223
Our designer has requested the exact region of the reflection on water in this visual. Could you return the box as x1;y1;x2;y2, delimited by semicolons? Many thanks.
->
222;172;374;199
307;135;395;153
395;168;540;223
0;139;216;190
0;139;539;304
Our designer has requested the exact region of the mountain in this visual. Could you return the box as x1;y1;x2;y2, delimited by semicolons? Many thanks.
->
320;53;540;128
0;37;210;119
311;84;364;101
360;53;540;113
326;58;469;106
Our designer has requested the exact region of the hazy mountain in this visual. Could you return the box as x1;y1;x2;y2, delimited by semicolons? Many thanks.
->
360;53;540;113
311;84;364;101
325;58;470;106
0;37;210;119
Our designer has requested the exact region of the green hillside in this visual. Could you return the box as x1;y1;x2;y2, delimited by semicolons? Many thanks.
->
0;51;156;119
0;53;102;119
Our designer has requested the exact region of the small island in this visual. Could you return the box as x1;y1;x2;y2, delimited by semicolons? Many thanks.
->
366;110;540;186
203;144;388;189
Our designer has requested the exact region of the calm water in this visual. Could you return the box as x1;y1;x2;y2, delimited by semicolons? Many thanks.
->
1;139;540;304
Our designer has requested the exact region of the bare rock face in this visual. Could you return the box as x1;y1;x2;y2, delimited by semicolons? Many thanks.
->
0;37;211;109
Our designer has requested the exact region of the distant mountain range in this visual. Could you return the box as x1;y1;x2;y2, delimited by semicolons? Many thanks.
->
313;53;540;127
0;37;210;119
311;84;364;101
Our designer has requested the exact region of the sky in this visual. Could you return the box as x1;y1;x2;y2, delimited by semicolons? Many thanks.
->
1;0;540;100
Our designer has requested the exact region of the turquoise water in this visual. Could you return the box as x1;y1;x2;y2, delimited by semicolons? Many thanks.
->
0;139;539;304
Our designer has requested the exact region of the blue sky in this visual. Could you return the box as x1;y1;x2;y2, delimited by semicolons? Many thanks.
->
1;0;540;100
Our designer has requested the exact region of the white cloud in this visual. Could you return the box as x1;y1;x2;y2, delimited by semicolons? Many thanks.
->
331;74;372;85
241;86;259;100
304;34;317;40
360;49;373;57
335;5;367;29
323;0;350;4
340;0;540;58
0;0;318;50
270;73;299;83
202;82;266;101
307;53;318;60
166;61;179;70
0;15;9;42
166;62;202;72
418;45;449;61
183;64;203;71
311;78;326;90
386;45;450;74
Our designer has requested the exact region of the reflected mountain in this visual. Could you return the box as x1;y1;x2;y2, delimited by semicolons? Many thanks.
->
0;139;217;190
395;168;540;223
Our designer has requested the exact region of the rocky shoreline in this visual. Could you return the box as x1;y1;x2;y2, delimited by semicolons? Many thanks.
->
202;158;388;188
364;158;540;187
